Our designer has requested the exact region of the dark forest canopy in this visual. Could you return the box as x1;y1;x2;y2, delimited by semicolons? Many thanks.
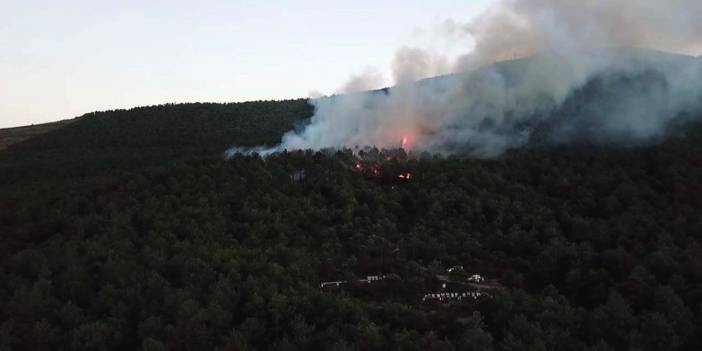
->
7;100;313;155
0;99;313;184
3;96;702;350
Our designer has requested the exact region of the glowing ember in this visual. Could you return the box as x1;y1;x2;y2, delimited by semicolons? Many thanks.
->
355;163;362;169
398;172;412;180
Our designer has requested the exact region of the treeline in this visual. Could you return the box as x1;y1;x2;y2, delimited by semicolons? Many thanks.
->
3;122;702;349
0;100;313;183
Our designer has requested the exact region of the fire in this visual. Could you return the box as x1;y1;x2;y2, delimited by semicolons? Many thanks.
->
398;172;412;180
401;136;409;149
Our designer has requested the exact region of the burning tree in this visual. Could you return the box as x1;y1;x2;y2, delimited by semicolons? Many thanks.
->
350;143;414;183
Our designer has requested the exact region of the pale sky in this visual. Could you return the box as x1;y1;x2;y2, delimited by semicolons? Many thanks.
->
0;0;492;128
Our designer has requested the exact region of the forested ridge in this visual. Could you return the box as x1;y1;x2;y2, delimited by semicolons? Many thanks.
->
2;100;702;350
0;100;313;183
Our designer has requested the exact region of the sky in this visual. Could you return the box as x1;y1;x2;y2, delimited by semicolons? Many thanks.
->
0;0;492;128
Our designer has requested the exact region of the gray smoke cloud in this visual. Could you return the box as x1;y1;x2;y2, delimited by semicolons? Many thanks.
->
227;0;702;158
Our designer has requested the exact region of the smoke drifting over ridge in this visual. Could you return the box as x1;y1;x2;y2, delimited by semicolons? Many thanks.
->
227;0;702;158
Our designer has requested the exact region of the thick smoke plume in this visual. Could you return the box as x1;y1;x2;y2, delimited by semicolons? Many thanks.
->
227;0;702;158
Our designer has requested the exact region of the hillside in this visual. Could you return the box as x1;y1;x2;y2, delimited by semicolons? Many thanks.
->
268;48;702;156
3;48;698;169
3;52;702;350
3;130;702;350
0;99;313;183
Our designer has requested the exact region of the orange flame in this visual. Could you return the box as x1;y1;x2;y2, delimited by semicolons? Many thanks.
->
401;136;409;149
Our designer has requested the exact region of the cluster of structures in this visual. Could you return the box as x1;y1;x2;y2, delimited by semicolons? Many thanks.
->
319;265;502;306
420;266;498;304
422;291;485;302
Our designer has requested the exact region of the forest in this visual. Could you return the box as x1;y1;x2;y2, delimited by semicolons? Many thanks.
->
2;100;702;350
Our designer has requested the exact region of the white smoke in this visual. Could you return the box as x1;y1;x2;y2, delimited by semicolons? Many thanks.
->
339;67;385;94
392;47;452;83
227;0;702;158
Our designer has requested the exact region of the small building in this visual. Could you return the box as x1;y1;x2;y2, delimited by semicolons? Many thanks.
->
320;280;347;288
359;275;387;283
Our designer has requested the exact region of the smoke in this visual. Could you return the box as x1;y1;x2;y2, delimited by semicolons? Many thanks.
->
456;0;702;67
227;0;702;158
339;67;385;94
392;47;452;83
